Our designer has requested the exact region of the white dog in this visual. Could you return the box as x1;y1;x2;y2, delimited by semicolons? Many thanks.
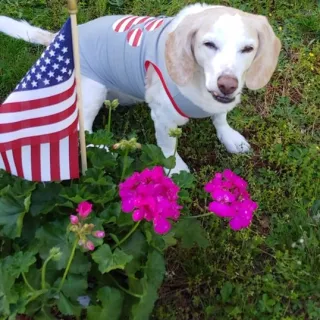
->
0;3;281;174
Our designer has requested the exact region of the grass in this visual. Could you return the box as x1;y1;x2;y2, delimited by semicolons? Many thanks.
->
1;0;320;319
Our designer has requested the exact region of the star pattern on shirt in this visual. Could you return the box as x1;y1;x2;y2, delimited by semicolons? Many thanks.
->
15;27;74;92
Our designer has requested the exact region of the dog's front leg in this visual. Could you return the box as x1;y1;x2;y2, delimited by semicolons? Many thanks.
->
212;112;251;153
149;105;190;175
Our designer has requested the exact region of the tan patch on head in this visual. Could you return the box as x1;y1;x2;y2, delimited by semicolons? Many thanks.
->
165;6;241;86
165;6;281;89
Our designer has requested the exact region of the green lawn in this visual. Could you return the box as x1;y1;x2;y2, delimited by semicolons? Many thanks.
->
1;0;319;319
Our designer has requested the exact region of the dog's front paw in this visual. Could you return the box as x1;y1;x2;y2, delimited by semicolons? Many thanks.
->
217;127;251;154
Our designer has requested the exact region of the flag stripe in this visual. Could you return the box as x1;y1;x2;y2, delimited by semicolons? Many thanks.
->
69;131;79;179
21;145;32;180
50;140;60;180
0;100;77;133
31;144;41;181
6;150;17;175
0;153;5;170
12;147;23;178
0;118;78;152
1;152;11;172
2;73;75;105
59;136;70;179
0;107;78;145
0;80;76;114
40;143;51;181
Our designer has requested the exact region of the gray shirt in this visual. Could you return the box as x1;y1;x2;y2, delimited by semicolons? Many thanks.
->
78;15;211;118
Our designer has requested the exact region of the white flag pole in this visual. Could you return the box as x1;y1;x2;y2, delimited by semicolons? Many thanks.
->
67;0;87;174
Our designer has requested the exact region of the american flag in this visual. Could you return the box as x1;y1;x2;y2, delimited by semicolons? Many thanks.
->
0;18;79;181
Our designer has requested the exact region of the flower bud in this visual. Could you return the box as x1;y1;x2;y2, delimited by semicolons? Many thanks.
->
169;128;182;138
93;230;105;238
70;225;79;233
70;215;79;225
49;247;62;261
76;201;93;219
86;240;95;251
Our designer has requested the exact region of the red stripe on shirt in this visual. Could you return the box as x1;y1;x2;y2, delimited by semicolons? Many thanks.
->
145;61;189;118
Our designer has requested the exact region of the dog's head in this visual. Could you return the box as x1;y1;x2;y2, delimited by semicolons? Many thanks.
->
165;5;281;105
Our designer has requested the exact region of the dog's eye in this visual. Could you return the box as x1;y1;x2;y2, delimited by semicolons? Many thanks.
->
241;46;254;53
204;41;218;50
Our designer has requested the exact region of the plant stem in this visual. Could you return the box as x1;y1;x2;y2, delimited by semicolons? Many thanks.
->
167;137;178;177
108;274;142;298
112;221;141;250
107;105;112;133
184;212;213;219
57;238;78;292
41;255;53;290
22;272;36;292
120;149;129;181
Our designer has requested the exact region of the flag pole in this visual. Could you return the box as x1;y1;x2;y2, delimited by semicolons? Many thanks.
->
67;0;87;174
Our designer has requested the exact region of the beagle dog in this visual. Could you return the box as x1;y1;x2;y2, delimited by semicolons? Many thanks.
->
0;3;281;174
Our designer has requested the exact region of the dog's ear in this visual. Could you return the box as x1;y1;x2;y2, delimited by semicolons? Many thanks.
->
165;15;201;86
245;15;281;90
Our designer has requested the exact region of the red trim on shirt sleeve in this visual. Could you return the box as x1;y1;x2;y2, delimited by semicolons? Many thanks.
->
145;61;189;119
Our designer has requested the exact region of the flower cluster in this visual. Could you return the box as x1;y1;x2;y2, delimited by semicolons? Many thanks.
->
204;169;258;230
119;166;182;234
69;201;105;251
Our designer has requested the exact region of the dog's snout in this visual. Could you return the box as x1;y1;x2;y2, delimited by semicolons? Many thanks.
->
217;75;238;95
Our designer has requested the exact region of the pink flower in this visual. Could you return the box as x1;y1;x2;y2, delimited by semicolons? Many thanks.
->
70;215;79;225
86;240;95;251
119;166;181;235
205;170;258;230
93;230;105;238
76;201;93;219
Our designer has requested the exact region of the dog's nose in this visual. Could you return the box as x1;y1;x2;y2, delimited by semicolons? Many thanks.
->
217;75;238;95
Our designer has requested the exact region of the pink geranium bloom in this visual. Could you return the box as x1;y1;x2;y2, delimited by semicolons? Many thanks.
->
119;166;181;235
70;215;79;225
205;170;258;230
93;230;105;238
76;201;93;219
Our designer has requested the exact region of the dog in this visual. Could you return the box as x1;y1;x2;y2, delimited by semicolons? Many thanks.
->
0;3;281;174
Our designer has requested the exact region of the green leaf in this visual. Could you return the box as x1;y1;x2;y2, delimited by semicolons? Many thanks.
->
57;292;81;316
0;251;36;316
87;148;118;170
86;129;114;146
131;281;158;320
172;171;195;189
69;251;92;275
30;183;72;216
0;193;31;239
174;219;209;248
162;155;176;169
92;244;133;274
140;144;166;167
87;287;123;320
59;275;88;300
81;168;112;185
35;220;72;270
145;250;165;288
121;231;148;276
221;281;233;302
100;202;121;223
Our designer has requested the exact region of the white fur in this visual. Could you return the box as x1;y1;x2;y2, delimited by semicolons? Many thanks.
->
0;4;263;174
